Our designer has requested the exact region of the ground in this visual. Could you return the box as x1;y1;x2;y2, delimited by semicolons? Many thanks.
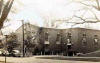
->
0;56;100;63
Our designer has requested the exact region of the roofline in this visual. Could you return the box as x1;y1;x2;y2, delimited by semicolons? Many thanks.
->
15;23;100;32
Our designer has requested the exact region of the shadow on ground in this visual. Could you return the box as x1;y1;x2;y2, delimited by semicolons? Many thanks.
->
36;56;100;62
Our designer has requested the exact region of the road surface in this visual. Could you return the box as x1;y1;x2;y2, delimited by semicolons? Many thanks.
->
0;56;100;63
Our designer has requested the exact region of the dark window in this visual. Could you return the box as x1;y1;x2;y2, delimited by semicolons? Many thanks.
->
67;32;72;38
94;35;98;45
83;33;86;37
45;32;49;41
39;27;43;34
56;33;60;41
82;34;87;46
44;32;49;44
66;32;72;45
0;40;2;42
56;33;61;44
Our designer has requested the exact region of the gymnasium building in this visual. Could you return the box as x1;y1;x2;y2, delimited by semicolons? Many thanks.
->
15;23;100;56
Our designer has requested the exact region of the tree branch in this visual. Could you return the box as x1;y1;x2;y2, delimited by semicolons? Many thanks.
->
0;0;3;15
96;0;100;10
77;0;100;11
0;0;14;29
75;16;100;24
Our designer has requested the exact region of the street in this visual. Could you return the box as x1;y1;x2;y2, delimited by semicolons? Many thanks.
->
0;56;100;63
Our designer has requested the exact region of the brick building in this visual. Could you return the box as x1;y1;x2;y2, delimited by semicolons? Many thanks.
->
15;23;100;56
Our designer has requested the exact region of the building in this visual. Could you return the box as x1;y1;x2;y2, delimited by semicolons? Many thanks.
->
15;23;39;56
15;23;100;56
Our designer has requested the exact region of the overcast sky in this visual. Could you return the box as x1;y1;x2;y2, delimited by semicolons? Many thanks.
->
2;0;100;34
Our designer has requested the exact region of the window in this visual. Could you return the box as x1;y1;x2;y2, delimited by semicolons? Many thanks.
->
0;40;2;42
56;33;61;44
39;27;43;34
83;33;86;37
67;38;71;45
94;35;98;45
56;33;60;41
67;32;72;38
44;32;49;44
66;32;72;45
82;34;87;46
45;32;49;41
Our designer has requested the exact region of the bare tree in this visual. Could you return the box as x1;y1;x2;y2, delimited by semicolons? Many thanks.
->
0;0;14;29
73;0;100;24
54;0;100;27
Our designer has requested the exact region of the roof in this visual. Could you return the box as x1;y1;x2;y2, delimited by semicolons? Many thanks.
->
15;23;100;32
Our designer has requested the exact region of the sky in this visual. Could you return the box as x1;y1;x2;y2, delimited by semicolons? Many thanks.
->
2;0;100;34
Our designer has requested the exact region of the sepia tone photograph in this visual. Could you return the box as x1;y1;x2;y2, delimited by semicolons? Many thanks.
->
0;0;100;63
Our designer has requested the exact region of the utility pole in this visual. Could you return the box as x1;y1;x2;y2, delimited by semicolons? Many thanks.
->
22;20;25;57
60;31;63;55
4;35;8;63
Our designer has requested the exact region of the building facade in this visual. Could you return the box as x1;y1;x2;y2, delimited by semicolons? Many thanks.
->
15;23;100;56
